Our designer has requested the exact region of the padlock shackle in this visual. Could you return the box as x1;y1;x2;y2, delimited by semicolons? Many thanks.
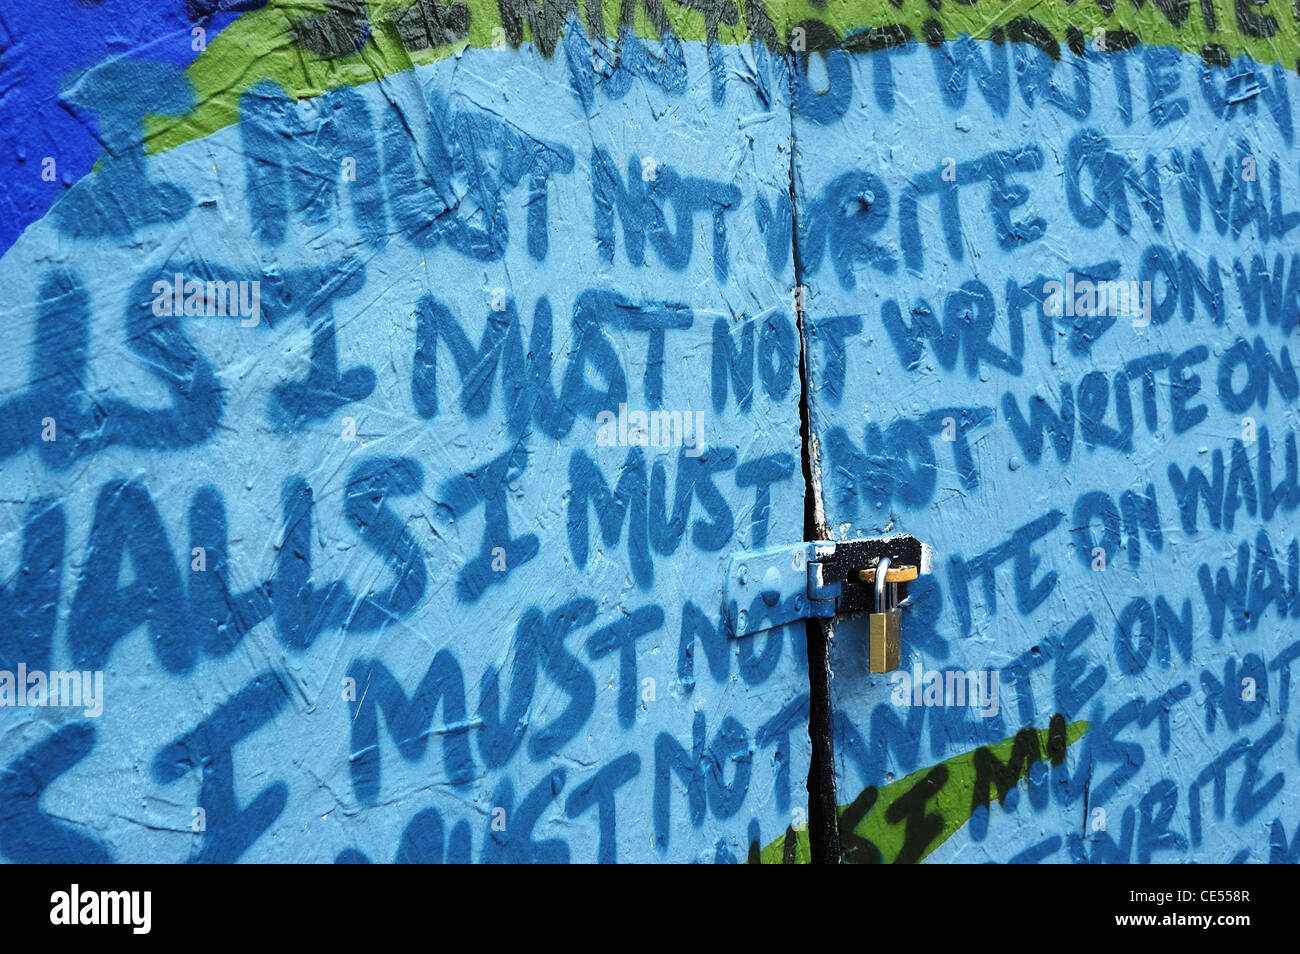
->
874;556;891;614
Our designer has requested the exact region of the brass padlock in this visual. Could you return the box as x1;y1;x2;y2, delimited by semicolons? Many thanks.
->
859;557;918;673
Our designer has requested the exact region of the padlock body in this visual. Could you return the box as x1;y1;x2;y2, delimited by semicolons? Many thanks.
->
868;609;901;673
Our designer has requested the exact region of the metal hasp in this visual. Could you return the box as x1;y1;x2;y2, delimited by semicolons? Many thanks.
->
724;536;926;647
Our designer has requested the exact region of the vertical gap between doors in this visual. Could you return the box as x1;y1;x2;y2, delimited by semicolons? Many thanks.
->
787;56;842;864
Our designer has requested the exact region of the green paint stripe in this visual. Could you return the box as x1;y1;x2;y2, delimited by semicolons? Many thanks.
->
759;718;1088;864
757;825;814;864
758;823;810;864
145;0;1298;156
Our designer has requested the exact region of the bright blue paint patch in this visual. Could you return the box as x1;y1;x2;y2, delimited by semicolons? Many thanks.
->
0;0;258;254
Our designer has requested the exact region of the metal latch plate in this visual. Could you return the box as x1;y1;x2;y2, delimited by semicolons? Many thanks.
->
724;535;925;638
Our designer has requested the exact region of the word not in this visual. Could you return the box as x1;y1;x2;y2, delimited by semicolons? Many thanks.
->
595;404;706;457
151;272;261;327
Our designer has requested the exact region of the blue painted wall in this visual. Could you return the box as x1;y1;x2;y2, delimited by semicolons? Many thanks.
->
800;42;1300;862
0;31;814;864
1;1;1297;863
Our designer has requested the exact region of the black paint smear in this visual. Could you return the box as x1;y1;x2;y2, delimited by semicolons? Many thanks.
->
621;0;669;38
1046;712;1069;764
843;23;914;54
497;0;584;57
790;17;842;53
292;0;371;59
186;0;266;23
970;726;1048;816
390;0;472;50
838;785;882;863
834;715;1072;864
1067;25;1086;57
1007;16;1059;60
1201;42;1232;66
1096;28;1142;52
1152;0;1193;29
744;0;783;53
884;765;949;864
782;825;800;863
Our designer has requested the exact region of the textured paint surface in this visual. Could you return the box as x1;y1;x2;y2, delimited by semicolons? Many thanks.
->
1;32;809;864
0;0;256;256
799;41;1300;862
762;718;1090;863
144;0;1300;156
1;0;1298;863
